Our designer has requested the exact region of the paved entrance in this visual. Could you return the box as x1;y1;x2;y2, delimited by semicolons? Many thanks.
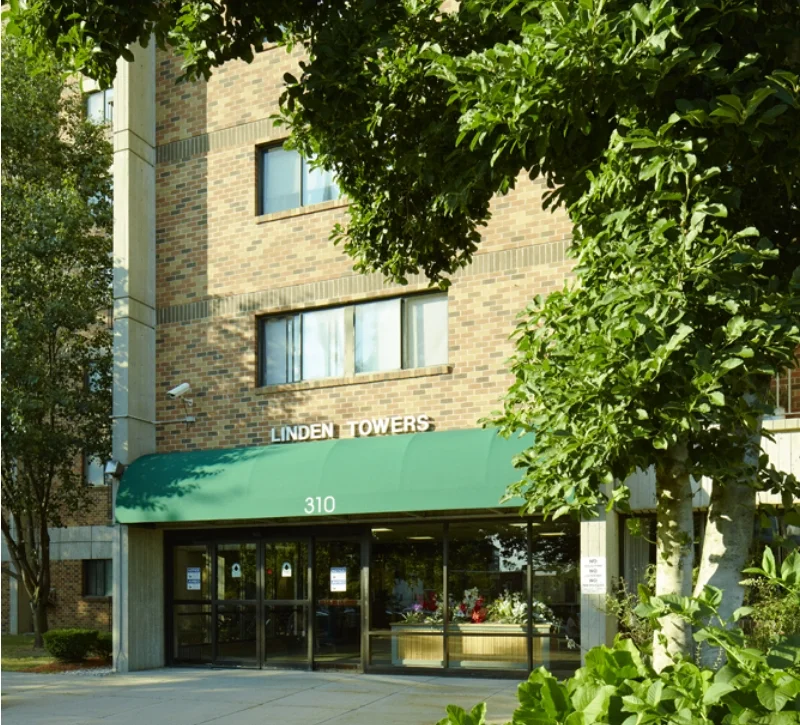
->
1;668;523;725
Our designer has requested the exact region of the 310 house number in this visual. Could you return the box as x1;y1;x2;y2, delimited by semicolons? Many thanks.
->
304;496;336;514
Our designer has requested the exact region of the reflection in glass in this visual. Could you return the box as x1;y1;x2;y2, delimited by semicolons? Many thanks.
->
217;544;257;600
355;299;401;373
216;604;258;666
264;605;308;667
315;540;361;666
370;525;444;668
262;147;301;213
173;545;211;601
301;308;345;380
265;541;307;601
173;604;211;663
404;294;448;368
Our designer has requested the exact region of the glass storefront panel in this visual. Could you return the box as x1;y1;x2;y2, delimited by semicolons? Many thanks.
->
532;521;580;677
264;604;308;667
217;543;257;601
173;604;212;663
370;524;444;668
315;540;361;667
173;545;211;601
216;603;258;666
265;541;307;600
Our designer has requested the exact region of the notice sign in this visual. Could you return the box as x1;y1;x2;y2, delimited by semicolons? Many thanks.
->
581;557;607;594
186;567;201;591
330;567;347;593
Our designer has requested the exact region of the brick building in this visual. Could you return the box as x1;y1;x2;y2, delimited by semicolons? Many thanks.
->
3;38;798;675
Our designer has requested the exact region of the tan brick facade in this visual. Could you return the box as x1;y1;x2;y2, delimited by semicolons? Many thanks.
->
48;560;111;632
153;45;575;453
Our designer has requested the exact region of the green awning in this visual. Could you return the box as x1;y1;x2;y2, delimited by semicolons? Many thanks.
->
115;428;531;524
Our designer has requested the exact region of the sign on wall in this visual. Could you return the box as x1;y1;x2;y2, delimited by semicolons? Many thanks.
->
270;414;431;444
580;556;607;594
186;567;201;591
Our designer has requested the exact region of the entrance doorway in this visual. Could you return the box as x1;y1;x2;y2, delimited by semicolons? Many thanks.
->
169;535;362;670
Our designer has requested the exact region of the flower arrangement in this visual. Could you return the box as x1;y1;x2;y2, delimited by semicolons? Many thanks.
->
398;589;554;626
486;590;554;624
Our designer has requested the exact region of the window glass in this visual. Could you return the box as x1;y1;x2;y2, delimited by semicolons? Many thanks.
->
264;316;300;385
355;299;401;373
302;161;339;206
404;294;448;368
86;89;113;124
217;544;257;600
84;559;112;596
301;308;345;380
262;147;301;213
173;545;211;601
85;456;106;486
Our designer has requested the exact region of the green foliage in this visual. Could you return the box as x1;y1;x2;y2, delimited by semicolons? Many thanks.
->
1;30;113;639
42;629;99;662
603;573;655;656
438;550;800;725
93;631;113;660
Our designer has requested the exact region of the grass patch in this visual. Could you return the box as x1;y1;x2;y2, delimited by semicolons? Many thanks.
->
2;634;55;672
2;634;110;673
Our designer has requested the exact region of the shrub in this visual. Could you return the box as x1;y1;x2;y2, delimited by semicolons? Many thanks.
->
94;631;112;660
437;549;800;725
43;629;98;662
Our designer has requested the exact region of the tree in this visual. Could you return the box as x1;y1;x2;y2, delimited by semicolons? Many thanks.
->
1;33;113;647
12;0;800;665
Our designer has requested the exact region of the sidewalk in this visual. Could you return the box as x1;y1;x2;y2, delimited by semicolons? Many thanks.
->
1;668;523;725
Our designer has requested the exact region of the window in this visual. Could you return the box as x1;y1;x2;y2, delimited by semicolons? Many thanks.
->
85;456;106;486
259;146;339;214
260;294;448;386
86;89;113;125
84;559;112;597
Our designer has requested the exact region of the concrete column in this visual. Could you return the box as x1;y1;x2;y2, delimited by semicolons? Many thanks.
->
111;39;160;672
579;503;619;661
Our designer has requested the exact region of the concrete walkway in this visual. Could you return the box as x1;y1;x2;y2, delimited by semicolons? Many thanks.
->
1;668;523;725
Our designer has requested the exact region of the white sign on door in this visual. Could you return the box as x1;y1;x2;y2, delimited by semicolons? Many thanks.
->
186;567;201;591
330;567;347;593
581;556;607;594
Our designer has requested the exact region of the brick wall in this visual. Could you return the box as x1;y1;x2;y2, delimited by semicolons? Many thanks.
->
154;45;575;453
48;560;111;631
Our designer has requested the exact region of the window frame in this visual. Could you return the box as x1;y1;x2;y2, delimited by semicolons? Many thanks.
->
258;293;448;387
257;144;339;215
86;88;114;125
83;559;113;598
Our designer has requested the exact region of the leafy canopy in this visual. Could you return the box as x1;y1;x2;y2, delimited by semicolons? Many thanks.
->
1;33;113;542
10;0;800;518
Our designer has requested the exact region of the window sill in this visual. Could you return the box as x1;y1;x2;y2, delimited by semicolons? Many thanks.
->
82;595;112;602
762;416;800;432
255;198;349;224
256;364;453;394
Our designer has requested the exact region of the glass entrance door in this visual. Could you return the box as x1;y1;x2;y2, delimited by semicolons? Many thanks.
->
263;540;310;668
214;543;258;667
314;539;362;668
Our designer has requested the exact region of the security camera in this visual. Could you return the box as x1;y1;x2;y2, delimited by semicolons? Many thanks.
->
104;459;125;479
167;382;192;399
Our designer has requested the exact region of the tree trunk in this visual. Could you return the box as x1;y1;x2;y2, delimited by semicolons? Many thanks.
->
653;442;695;672
693;477;756;667
33;596;49;649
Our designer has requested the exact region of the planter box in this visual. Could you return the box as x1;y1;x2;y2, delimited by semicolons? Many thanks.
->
390;622;551;669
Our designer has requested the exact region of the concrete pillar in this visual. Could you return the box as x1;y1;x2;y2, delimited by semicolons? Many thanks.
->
579;503;619;661
111;39;160;672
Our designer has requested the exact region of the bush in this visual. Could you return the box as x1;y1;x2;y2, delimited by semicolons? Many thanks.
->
93;631;112;660
437;549;800;725
43;629;98;662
